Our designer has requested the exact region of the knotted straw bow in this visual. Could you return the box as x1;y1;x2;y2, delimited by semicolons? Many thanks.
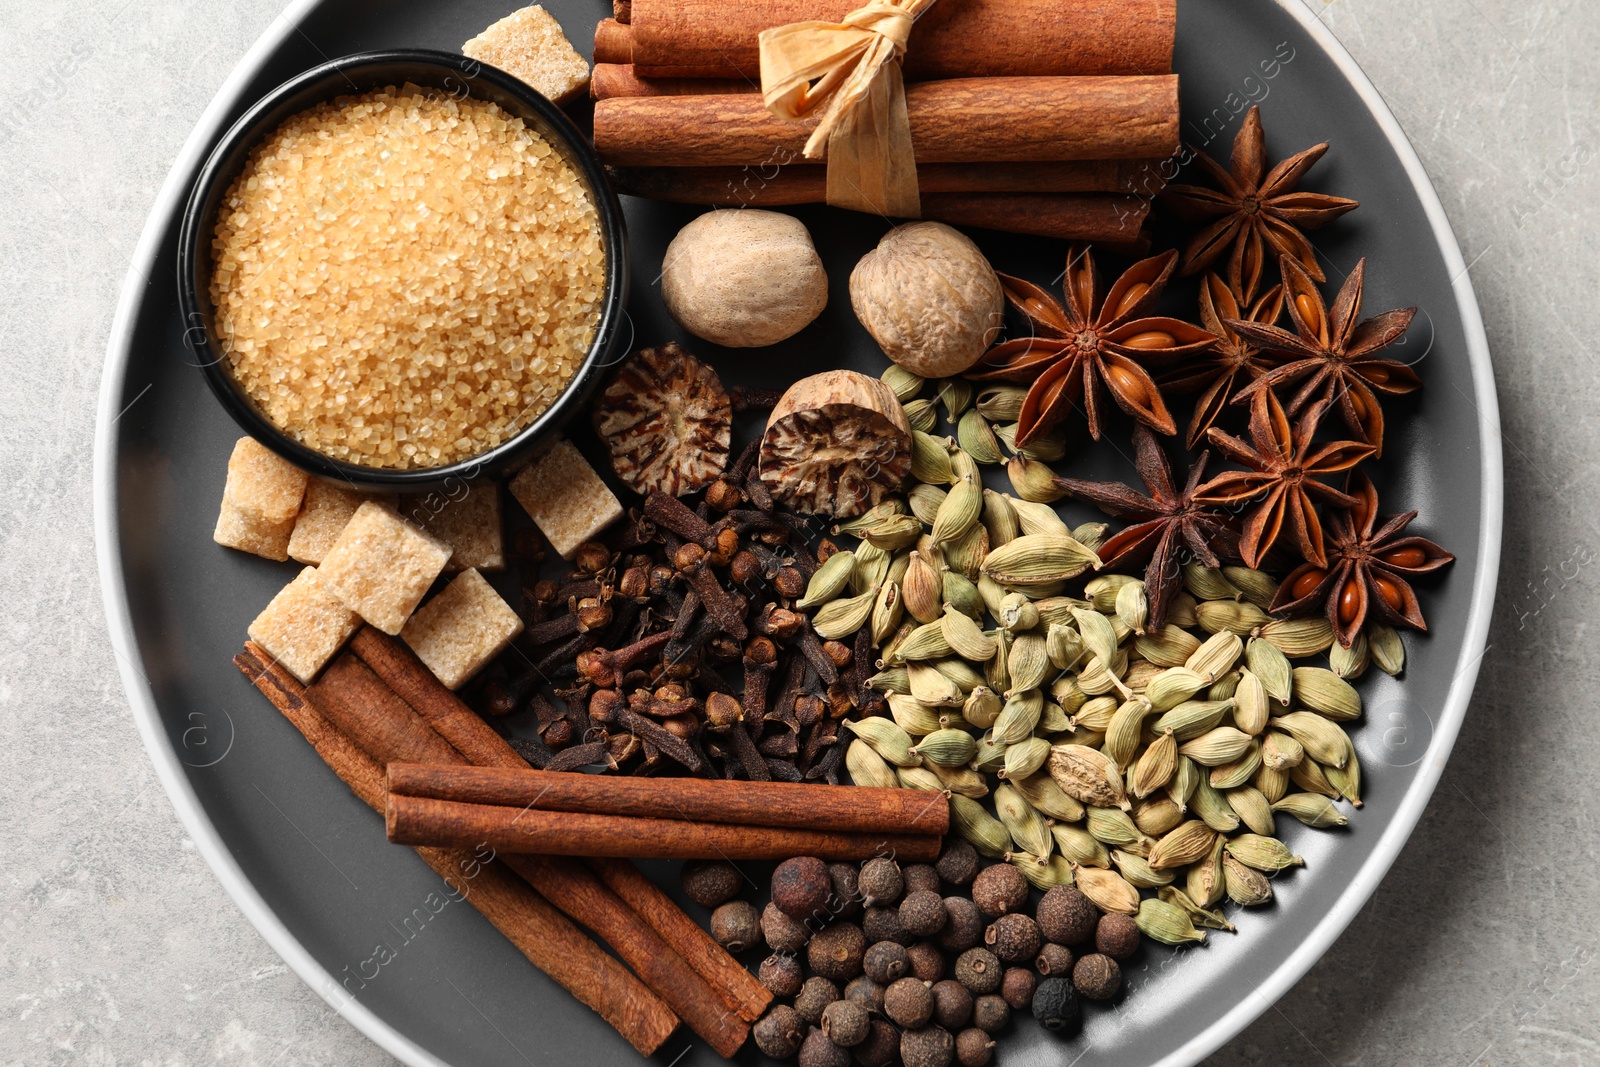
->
758;0;938;218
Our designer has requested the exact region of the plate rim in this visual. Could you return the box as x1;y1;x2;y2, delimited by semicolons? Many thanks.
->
92;2;1503;1065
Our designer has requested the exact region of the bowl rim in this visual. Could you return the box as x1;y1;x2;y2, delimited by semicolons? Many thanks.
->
176;46;628;491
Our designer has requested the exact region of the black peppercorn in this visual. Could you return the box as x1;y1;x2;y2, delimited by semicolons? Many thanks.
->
759;953;804;997
1031;976;1082;1034
899;1025;954;1067
798;1026;850;1067
710;900;761;953
985;912;1042;965
955;1027;995;1067
970;864;1029;919
863;905;911;946
902;864;942;896
884;977;935;1030
1095;913;1141;961
930;979;973;1031
853;1021;901;1067
829;862;864;920
763;902;809;954
774;856;832;919
953;948;1002;995
753;1005;805;1059
680;859;743;908
1000;966;1036;1011
863;941;910;984
809;922;868;982
1071;953;1122;1001
899;890;949;939
843;975;885;1015
970;994;1010;1034
859;858;904;907
935;840;980;888
1034;943;1074;977
905;941;945;983
821;1000;871;1048
1035;886;1098;946
936;897;985;954
795;977;839;1024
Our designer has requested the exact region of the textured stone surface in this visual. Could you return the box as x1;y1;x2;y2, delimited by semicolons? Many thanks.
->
1;1;1595;1065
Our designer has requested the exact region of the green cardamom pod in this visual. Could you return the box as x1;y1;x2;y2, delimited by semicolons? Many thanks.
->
883;364;926;402
901;550;944;625
1182;563;1244;602
1045;623;1083;671
1369;623;1405;676
1167;754;1200;811
1261;730;1305;771
1324;744;1362;807
1246;636;1294;705
851;540;892;595
1254;764;1289;803
1085;806;1151;853
980;488;1020;550
936;377;974;421
941;570;984;621
867;664;912;696
1186;630;1243;683
1195;599;1272;636
1145;666;1209;712
1047;744;1130;810
957;409;1004;466
950;794;1011;858
832;498;908;536
1005;453;1067;507
949;446;981;485
1166;591;1200;629
1002;736;1052;781
908;482;947;526
1006;632;1051;694
870;580;904;646
1116;581;1149;636
892;621;955;663
895;764;945;792
1074;865;1141;914
797;549;857;610
1152;699;1233;742
1257;616;1335;658
1291;667;1363;721
1136;897;1208;945
1207;670;1241;701
930;762;990;799
944;524;989;581
995;783;1053;858
1188;774;1241;833
1223;853;1274;906
1186;836;1227;908
998;592;1041;633
1009;852;1075;890
1006;495;1073;539
1135;624;1201;668
1329;631;1369;680
1051;822;1109;867
1103;696;1156;769
984;630;1012;694
1226;833;1305;872
982;535;1100;586
1076;649;1130;697
908;661;965;707
1208;742;1263;790
1130;729;1178;798
843;717;919;767
1148;820;1220;871
1225;786;1276;836
889;693;951;736
845;739;899;789
912;727;979;767
992;689;1043;746
934;657;986;693
1039;698;1071;734
1070;607;1118;667
1084;573;1137;612
902;397;938;434
1289;759;1341;798
911;430;954;485
932;474;983;546
1271;792;1349;828
1071;522;1110;553
1158;885;1235;932
1233;670;1269;735
961;686;1002;729
811;590;876;640
1178;726;1254;767
1014;771;1085;822
862;513;923;552
943;605;998;661
975;384;1027;423
1114;849;1176;889
1222;565;1280;610
971;731;1007;773
1131;794;1184;836
1270;712;1350;768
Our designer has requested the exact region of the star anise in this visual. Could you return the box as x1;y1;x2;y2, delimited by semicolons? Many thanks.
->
1052;425;1237;628
1269;470;1455;647
1229;256;1419;457
966;244;1214;446
1163;105;1359;302
1195;389;1374;568
1160;273;1287;449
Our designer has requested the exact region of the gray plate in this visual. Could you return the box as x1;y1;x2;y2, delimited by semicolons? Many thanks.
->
95;1;1502;1065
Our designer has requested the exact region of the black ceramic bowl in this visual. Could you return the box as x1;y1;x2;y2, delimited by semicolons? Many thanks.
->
177;49;628;491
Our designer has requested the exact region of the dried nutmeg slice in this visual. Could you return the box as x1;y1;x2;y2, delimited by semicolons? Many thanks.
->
592;342;731;497
758;370;912;519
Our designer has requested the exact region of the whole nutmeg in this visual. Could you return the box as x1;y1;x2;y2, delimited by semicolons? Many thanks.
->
809;922;868;982
936;840;980;888
854;1020;902;1067
936;897;986;954
822;999;872;1048
906;941;946;983
900;1024;955;1067
1072;953;1122;1001
680;859;742;908
1035;886;1099;947
955;1027;996;1067
899;890;949;939
799;1026;851;1067
662;209;828;348
710;900;761;953
1095;912;1142;961
985;913;1042;965
1000;966;1037;1011
930;979;973;1031
753;1004;806;1059
774;856;833;919
884;977;935;1030
764;901;810;953
970;864;1029;919
795;976;840;1024
953;948;1003;996
760;953;805;997
850;222;1003;378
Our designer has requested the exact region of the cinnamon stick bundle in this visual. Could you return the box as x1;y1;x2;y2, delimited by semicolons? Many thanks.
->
592;78;1180;168
234;645;680;1057
606;0;1176;81
608;160;1167;199
387;794;944;862
387;762;950;835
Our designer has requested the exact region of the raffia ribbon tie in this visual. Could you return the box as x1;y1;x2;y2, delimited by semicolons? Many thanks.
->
758;0;937;218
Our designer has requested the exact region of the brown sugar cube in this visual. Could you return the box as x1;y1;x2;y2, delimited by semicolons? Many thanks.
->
463;5;591;107
508;439;622;560
247;567;363;684
289;480;398;565
318;502;452;635
401;569;524;689
223;436;308;524
404;485;505;572
214;499;295;561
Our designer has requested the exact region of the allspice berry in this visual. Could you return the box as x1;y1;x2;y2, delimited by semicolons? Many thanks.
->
863;905;912;946
863;941;911;984
936;897;986;954
884;977;936;1029
971;994;1011;1034
764;901;810;953
680;859;742;907
903;864;942;896
953;948;1002;995
1031;976;1082;1034
809;922;868;982
854;1021;901;1067
906;941;945;983
759;953;804;997
900;1025;955;1067
860;858;904;906
899;890;949;938
821;1000;871;1048
985;913;1042;965
1072;953;1122;1001
936;840;980;888
970;864;1029;918
795;976;839;1024
956;1027;996;1067
843;975;886;1015
829;862;864;920
1036;886;1099;946
753;1005;805;1059
1000;967;1037;1011
1035;943;1075;977
1095;913;1142;961
930;979;973;1031
774;856;832;919
710;900;761;953
798;1026;851;1067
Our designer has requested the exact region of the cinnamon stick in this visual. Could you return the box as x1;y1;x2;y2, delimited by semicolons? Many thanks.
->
594;17;633;63
388;762;949;836
386;794;943;862
624;0;1175;80
592;78;1181;168
591;63;754;100
924;193;1151;245
608;160;1166;199
234;645;679;1057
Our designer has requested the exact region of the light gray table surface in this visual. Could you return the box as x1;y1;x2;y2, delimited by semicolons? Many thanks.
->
2;1;1595;1064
